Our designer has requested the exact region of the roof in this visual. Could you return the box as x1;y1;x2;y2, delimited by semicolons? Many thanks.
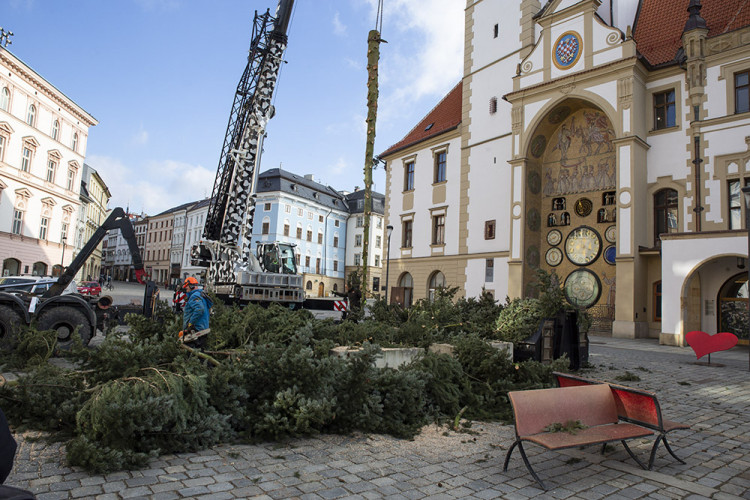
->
634;0;750;67
153;200;197;217
379;81;462;157
344;189;385;215
257;168;348;211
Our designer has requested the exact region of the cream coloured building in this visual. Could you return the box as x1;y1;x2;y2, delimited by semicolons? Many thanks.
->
0;46;96;278
382;0;750;346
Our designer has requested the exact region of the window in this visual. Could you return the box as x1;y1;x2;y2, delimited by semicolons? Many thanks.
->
319;215;324;223
12;209;23;235
262;222;270;235
333;260;339;271
72;133;79;152
21;147;31;172
376;217;382;229
434;151;446;183
39;217;49;240
653;90;676;129
729;179;744;229
61;222;68;242
0;135;5;162
284;223;290;236
428;271;446;301
485;220;496;240
316;258;321;274
26;104;36;126
306;280;313;290
306;230;312;242
653;281;662;322
296;226;303;239
0;87;8;111
404;161;415;191
736;71;750;114
46;159;57;182
432;214;445;245
493;23;499;38
298;208;303;217
264;202;271;211
305;255;311;268
489;97;498;114
333;235;339;247
485;259;494;282
356;216;364;228
354;253;361;266
654;189;678;244
402;220;413;248
357;199;364;210
374;255;380;267
355;234;362;247
334;219;340;227
308;211;313;220
66;168;76;190
317;232;323;244
375;235;381;248
52;120;59;141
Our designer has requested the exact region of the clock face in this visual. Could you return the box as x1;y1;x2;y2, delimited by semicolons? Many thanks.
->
605;225;616;243
547;229;562;246
565;226;601;266
564;269;602;308
546;247;563;267
604;245;616;265
574;198;593;217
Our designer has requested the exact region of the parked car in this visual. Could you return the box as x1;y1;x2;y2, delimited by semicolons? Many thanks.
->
77;281;102;296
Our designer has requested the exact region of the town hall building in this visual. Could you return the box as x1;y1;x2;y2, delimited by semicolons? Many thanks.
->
381;0;750;346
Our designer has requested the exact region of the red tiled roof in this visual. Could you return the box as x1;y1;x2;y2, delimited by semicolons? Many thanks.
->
635;0;750;67
380;82;462;157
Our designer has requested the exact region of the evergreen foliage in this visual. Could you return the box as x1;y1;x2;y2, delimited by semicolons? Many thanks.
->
0;282;573;473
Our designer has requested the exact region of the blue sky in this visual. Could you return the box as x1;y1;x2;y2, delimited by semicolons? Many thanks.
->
3;0;464;215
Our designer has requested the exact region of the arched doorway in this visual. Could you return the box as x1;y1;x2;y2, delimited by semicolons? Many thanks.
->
523;98;617;311
318;282;325;297
428;271;446;301
2;258;20;276
718;273;749;344
398;272;413;307
32;261;48;276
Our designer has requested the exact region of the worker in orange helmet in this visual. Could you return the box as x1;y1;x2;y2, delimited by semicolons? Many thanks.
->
178;276;213;350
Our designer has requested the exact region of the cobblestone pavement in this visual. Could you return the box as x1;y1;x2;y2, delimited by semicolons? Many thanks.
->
5;336;750;499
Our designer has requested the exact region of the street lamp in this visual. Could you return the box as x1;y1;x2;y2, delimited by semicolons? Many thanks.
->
60;235;67;276
385;224;393;305
742;186;750;371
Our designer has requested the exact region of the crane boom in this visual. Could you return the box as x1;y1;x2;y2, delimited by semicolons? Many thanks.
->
198;0;294;285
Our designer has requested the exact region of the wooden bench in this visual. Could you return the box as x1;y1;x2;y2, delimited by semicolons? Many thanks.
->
553;372;691;470
504;384;653;489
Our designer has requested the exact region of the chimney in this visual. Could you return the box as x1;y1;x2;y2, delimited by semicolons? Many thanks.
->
304;174;315;182
354;186;360;191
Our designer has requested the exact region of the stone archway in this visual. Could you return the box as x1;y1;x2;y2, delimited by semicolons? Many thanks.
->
522;98;617;315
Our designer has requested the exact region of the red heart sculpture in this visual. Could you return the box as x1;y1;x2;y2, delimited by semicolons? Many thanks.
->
685;331;738;360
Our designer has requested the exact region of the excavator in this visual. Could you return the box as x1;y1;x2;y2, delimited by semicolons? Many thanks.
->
191;0;344;314
0;207;158;348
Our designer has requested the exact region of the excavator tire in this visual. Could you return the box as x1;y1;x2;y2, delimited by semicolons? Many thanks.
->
37;306;92;349
0;305;22;349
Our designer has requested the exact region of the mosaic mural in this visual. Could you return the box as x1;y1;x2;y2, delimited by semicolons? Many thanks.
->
542;110;616;197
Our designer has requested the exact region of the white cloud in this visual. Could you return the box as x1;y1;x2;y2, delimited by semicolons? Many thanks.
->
132;125;149;146
332;11;347;36
363;0;464;128
328;157;348;175
88;155;214;215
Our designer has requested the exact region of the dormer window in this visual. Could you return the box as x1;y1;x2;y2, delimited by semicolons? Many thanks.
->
424;123;434;131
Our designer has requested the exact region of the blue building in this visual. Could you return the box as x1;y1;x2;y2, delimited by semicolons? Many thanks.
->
254;169;349;297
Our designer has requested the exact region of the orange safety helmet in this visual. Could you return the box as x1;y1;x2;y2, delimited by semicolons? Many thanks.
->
183;276;199;289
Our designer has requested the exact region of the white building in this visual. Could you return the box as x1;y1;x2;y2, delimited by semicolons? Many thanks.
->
382;0;750;347
181;198;211;282
0;46;97;277
344;189;386;295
